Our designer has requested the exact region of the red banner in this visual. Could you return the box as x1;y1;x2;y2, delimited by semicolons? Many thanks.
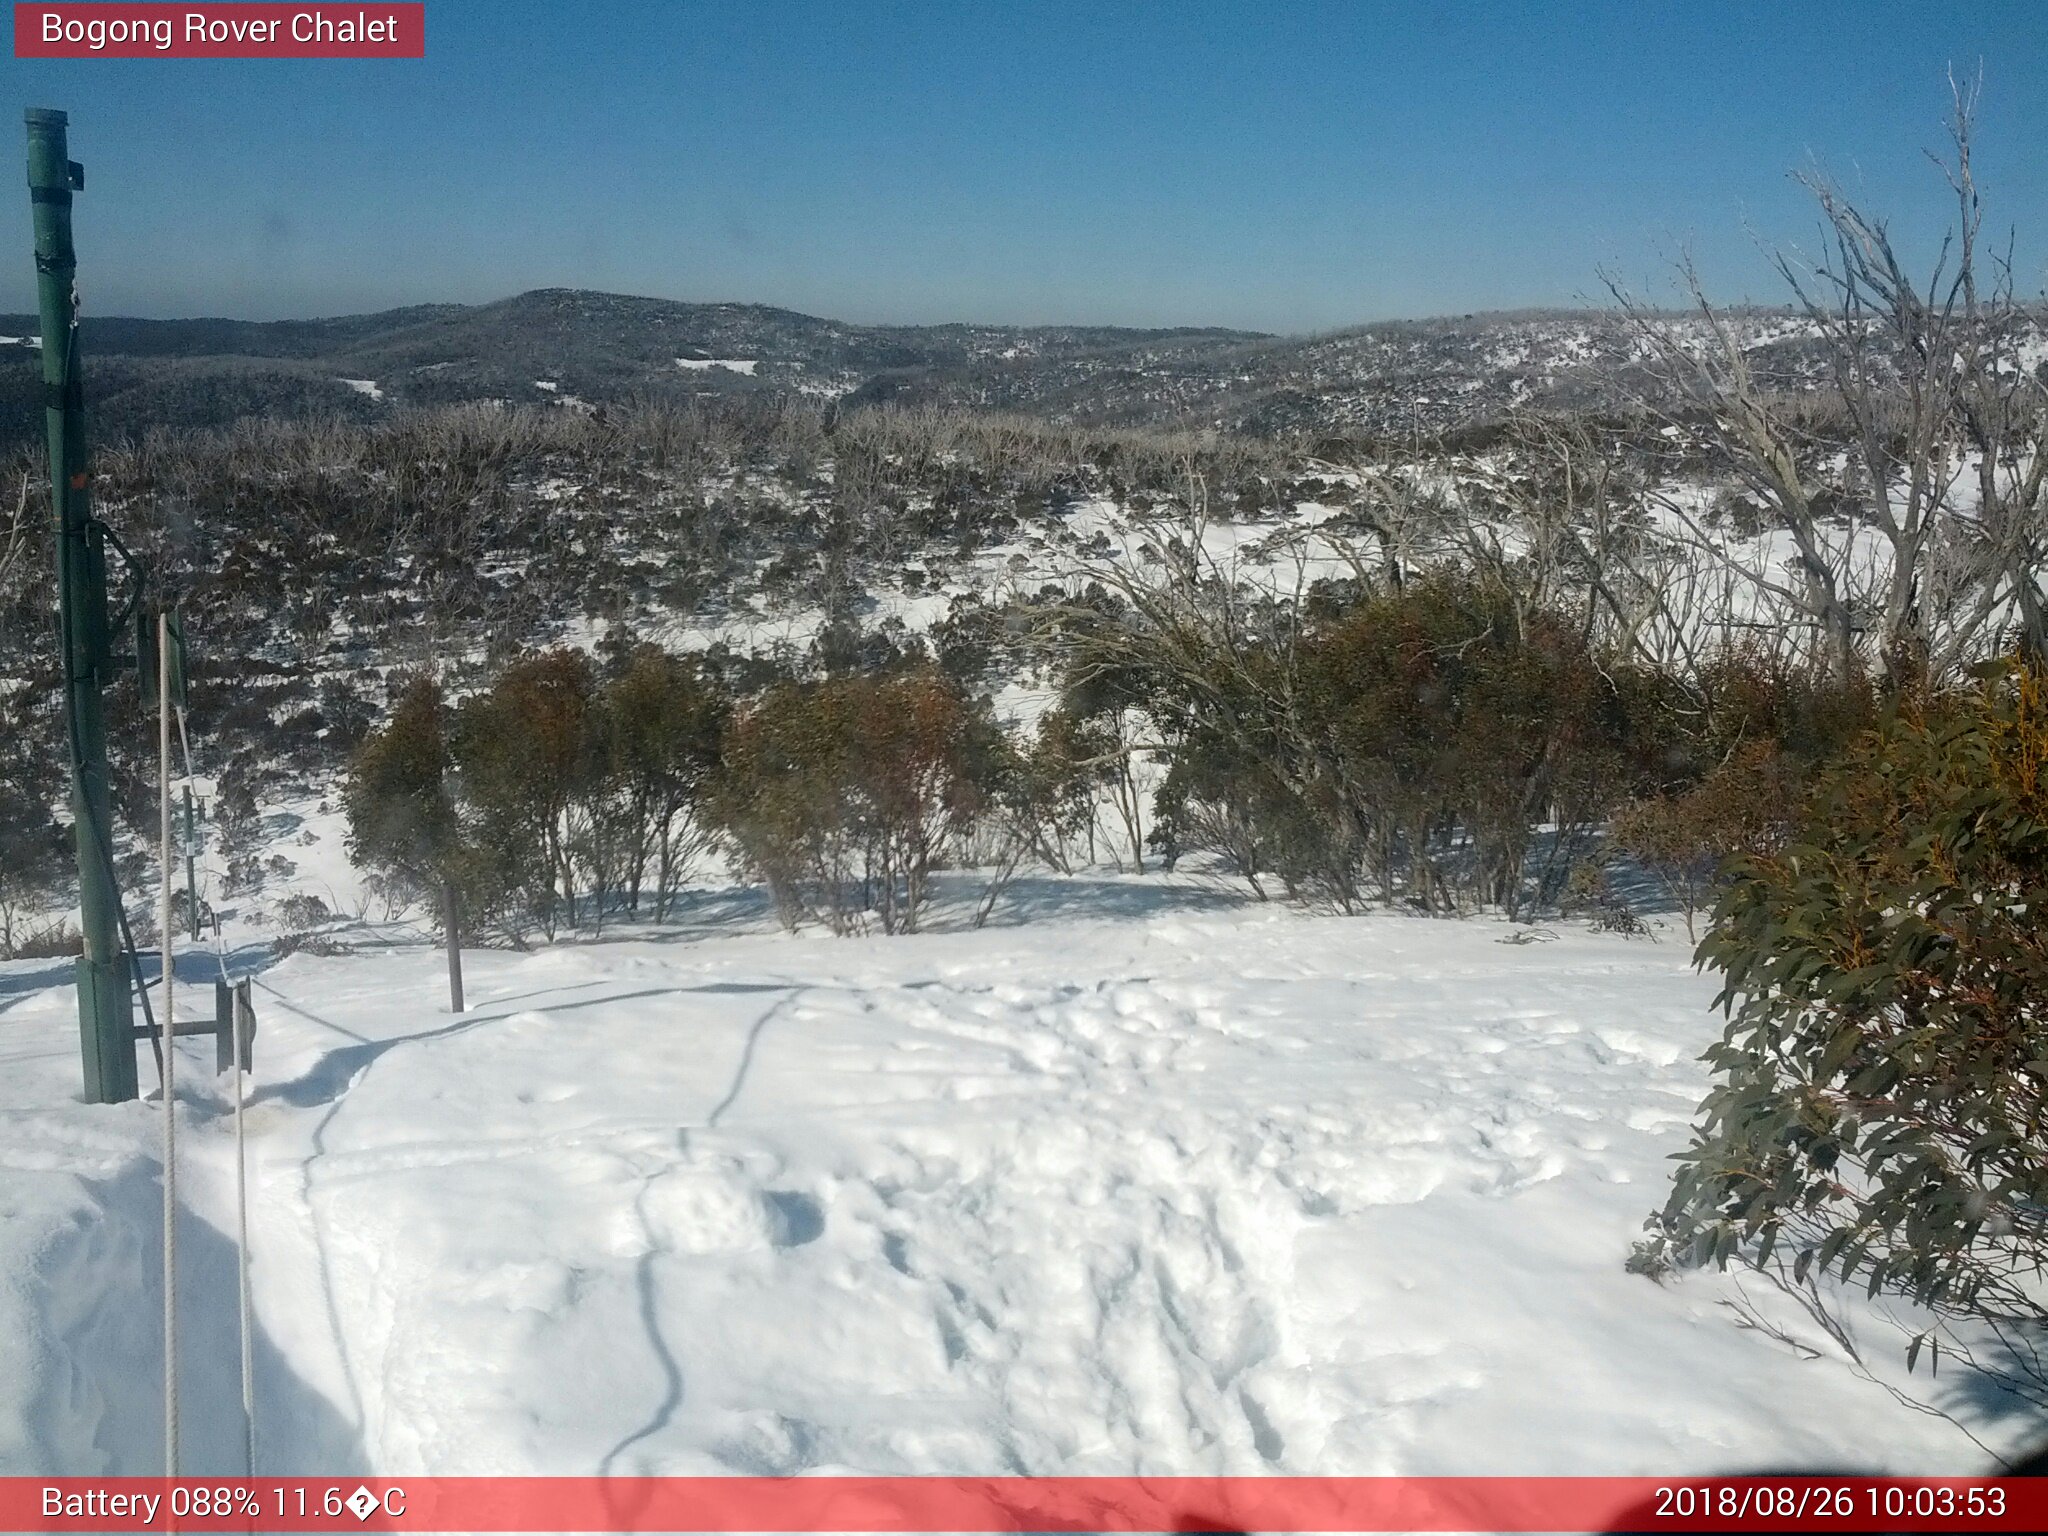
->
1;1476;2042;1533
14;4;423;58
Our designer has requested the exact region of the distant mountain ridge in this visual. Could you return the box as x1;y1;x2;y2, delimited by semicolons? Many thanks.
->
0;286;1871;449
0;287;1269;448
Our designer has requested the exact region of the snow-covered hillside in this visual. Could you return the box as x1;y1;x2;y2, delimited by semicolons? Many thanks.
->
1;880;2029;1478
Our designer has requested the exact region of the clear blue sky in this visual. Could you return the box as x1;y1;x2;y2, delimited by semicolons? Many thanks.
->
2;0;2044;332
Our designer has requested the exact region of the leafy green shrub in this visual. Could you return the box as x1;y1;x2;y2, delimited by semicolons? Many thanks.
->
711;669;1002;933
0;756;67;959
349;647;735;941
1644;660;2048;1404
452;650;603;936
600;645;728;919
343;674;525;940
1152;574;1666;914
1611;650;1875;934
1006;706;1111;878
1151;724;1297;897
271;891;350;957
1612;743;1801;939
4;918;80;959
1687;648;1878;770
344;675;461;908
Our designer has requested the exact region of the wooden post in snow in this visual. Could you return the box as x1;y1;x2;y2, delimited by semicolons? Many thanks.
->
443;881;465;1013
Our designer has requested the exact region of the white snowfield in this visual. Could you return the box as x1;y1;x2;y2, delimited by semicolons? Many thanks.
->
0;880;2032;1479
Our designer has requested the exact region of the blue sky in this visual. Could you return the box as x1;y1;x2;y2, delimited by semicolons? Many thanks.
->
2;0;2044;331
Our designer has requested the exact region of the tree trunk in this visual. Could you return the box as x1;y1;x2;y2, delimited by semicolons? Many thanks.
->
442;881;465;1014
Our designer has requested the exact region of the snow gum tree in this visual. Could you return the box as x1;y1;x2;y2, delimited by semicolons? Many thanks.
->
1612;85;2048;688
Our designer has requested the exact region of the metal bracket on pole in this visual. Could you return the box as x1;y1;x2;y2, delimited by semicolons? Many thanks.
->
165;977;254;1075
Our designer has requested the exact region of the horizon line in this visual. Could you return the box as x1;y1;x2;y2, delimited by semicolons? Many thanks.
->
0;284;1832;341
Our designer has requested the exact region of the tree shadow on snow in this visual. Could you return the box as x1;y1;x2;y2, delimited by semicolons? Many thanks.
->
958;872;1254;930
548;886;784;948
0;959;76;1007
134;942;281;992
558;874;1254;944
0;962;75;1024
2;943;277;1026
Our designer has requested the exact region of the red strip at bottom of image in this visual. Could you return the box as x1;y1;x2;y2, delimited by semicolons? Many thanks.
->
4;1476;2044;1534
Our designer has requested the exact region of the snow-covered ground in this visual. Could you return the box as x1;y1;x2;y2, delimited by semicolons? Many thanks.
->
2;878;2035;1480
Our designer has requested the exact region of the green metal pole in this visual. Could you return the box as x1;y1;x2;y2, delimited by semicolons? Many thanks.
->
27;108;136;1104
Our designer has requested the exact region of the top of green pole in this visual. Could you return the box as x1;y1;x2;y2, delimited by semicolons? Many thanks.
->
26;108;77;197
